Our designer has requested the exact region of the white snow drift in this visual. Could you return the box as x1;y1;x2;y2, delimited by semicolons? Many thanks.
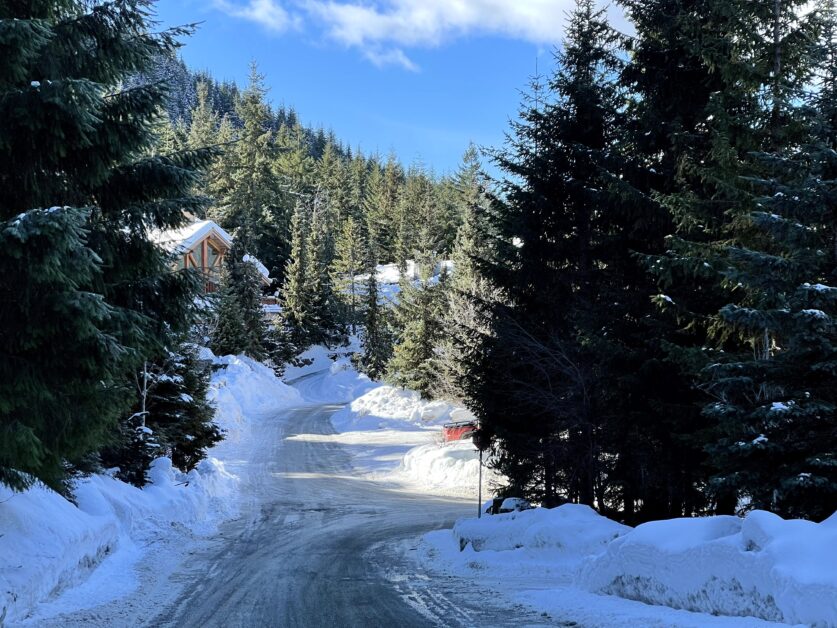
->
578;509;837;626
292;355;497;498
0;350;301;625
421;503;837;627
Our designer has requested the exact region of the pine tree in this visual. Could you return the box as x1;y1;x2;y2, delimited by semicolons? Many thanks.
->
0;208;120;491
433;146;498;404
303;198;339;344
700;3;834;520
211;279;249;357
330;216;368;334
228;237;269;359
188;81;219;152
387;259;447;397
365;155;403;262
347;151;369;222
358;263;392;379
472;0;629;507
102;341;222;485
0;2;211;492
282;201;313;347
148;344;221;473
215;63;282;276
394;165;439;267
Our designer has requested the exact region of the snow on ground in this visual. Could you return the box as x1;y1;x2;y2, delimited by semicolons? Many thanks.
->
1;350;300;626
289;349;499;500
354;260;454;305
286;345;379;404
419;503;837;627
578;510;837;626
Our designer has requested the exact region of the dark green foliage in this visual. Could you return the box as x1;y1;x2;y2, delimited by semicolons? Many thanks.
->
433;145;498;405
0;208;123;491
102;343;222;486
147;345;221;473
211;237;269;360
473;0;628;507
700;9;836;519
387;261;448;398
330;216;368;333
0;1;212;492
357;266;392;379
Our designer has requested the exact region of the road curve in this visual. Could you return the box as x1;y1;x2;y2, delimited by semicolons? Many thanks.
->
147;404;486;628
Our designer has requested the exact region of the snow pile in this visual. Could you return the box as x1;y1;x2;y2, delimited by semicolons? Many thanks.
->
455;504;630;556
210;353;302;440
578;510;837;626
0;457;237;624
331;385;455;432
322;382;499;496
421;505;631;587
399;440;498;498
286;345;378;404
1;350;300;624
282;345;338;381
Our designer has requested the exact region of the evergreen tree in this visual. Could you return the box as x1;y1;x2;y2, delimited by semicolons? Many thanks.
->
433;146;498;404
394;165;440;267
218;237;269;360
147;344;222;473
700;3;834;520
365;155;403;262
473;0;628;507
215;63;282;276
0;2;211;492
187;81;219;152
211;279;249;357
303;197;339;344
358;263;392;379
387;260;448;398
330;216;368;333
282;201;313;347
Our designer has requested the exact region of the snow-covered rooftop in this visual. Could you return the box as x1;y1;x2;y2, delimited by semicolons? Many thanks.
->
151;220;233;254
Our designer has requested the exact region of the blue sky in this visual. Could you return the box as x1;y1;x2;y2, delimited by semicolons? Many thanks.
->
155;0;626;174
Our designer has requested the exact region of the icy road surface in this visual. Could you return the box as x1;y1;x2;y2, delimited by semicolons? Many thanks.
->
40;403;547;628
151;403;553;627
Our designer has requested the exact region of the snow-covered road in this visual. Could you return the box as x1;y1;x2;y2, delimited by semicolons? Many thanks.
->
36;401;547;627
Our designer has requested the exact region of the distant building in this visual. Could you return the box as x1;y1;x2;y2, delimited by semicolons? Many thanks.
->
152;220;270;294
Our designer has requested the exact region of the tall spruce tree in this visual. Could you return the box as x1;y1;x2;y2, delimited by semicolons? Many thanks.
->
0;1;211;492
433;146;498;404
282;201;313;347
700;3;834;520
387;258;448;398
358;262;392;379
212;237;269;360
330;216;368;333
303;198;339;345
215;63;283;276
473;0;629;507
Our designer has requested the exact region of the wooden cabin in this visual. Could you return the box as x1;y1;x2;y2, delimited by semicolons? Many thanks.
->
153;220;270;293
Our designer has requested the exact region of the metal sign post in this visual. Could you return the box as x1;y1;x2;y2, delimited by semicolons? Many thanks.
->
477;448;483;518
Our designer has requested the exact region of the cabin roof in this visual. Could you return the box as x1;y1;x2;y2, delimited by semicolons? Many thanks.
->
151;219;233;253
152;220;270;282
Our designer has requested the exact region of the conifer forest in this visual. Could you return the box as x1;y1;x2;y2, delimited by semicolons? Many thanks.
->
1;1;836;625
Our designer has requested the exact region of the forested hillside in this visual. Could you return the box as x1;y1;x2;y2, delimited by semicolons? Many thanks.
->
1;0;834;530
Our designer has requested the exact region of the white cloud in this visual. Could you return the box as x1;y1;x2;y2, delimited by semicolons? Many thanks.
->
213;0;300;32
210;0;629;70
363;47;420;72
308;0;573;48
